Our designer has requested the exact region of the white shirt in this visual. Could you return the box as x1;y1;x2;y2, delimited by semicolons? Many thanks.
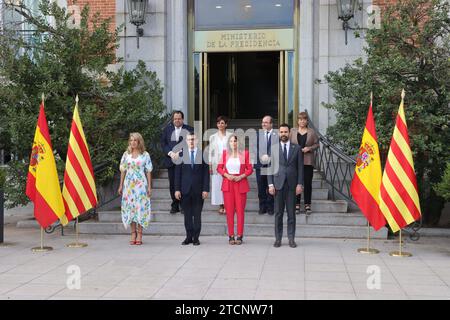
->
174;126;182;141
265;129;273;143
226;157;241;174
281;141;290;159
188;148;198;164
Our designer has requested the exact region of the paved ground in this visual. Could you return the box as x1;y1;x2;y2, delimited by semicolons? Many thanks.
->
1;226;450;300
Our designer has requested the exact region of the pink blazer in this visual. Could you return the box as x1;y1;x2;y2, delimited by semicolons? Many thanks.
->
217;150;253;193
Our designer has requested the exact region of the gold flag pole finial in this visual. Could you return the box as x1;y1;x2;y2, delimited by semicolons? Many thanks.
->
370;91;373;104
401;89;405;100
75;94;79;105
41;93;45;103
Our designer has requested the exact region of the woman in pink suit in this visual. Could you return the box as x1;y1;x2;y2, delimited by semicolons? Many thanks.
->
217;135;253;245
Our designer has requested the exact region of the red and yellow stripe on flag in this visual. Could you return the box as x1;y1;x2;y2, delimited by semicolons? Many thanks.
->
380;90;421;232
26;98;67;228
350;96;386;230
62;96;97;224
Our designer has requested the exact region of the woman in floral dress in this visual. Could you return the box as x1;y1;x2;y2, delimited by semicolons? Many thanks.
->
118;132;153;245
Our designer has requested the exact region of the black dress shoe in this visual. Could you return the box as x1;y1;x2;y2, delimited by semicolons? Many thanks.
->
258;208;267;215
181;238;193;245
289;239;297;248
170;205;180;214
267;210;274;216
193;240;200;246
273;240;281;248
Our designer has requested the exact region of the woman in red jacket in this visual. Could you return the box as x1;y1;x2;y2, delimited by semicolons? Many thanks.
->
217;135;253;245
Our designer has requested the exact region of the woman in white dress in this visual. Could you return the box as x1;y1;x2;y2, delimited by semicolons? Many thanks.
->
209;116;232;215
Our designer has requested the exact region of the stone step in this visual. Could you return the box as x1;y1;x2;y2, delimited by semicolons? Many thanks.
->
150;188;329;200
97;210;367;226
151;178;324;189
77;221;388;239
149;199;348;213
155;169;323;180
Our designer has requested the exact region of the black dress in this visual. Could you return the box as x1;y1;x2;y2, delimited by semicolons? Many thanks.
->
296;131;314;208
297;132;307;149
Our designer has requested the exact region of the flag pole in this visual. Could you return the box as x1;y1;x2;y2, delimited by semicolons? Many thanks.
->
31;227;53;252
66;217;88;248
66;95;88;249
389;229;412;257
357;221;380;254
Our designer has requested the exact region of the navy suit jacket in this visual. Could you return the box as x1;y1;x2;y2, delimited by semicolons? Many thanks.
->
175;149;210;196
160;123;194;168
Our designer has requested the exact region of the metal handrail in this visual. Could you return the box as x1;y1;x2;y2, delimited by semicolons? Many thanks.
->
306;115;356;204
305;110;421;240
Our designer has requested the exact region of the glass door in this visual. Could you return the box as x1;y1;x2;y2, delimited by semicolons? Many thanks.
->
193;52;210;132
193;50;295;131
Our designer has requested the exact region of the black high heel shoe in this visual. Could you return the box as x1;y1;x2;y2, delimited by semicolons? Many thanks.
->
228;236;235;245
235;236;243;245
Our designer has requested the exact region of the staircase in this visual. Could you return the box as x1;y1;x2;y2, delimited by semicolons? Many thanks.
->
78;169;388;239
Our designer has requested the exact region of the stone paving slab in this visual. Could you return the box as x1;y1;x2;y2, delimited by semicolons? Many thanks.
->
1;226;450;300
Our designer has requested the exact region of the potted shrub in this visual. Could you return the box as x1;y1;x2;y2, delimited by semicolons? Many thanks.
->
0;168;5;243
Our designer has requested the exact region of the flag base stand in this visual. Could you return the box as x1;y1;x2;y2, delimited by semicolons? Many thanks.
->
0;242;13;248
66;242;88;248
31;227;53;252
389;251;412;257
389;229;412;257
66;218;88;248
357;248;380;254
31;246;53;252
357;222;380;255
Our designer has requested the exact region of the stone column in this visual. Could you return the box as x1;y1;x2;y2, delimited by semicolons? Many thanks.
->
165;0;188;115
298;0;315;120
0;0;3;29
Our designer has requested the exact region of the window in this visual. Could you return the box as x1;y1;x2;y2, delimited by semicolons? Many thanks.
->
195;0;294;30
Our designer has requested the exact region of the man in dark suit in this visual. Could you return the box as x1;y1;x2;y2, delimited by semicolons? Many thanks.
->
161;110;193;214
268;124;304;248
254;115;278;215
175;132;210;246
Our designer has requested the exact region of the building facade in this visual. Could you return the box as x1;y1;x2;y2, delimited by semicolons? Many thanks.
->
108;0;388;132
8;0;393;133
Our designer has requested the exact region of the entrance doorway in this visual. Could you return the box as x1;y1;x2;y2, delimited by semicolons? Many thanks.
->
193;50;295;131
209;52;278;128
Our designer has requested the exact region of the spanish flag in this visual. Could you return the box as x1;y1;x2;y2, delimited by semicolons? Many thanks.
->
62;96;97;224
26;96;67;228
380;90;421;232
350;95;386;230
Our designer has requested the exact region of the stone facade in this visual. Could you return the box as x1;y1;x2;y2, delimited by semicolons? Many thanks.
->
42;1;396;133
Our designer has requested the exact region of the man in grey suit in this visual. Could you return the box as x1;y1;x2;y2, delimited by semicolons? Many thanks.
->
268;124;304;248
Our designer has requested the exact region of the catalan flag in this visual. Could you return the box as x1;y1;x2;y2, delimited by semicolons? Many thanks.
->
380;90;421;232
62;96;97;224
350;95;386;230
26;96;67;228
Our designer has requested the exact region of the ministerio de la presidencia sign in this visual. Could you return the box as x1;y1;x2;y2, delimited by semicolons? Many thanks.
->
194;29;294;52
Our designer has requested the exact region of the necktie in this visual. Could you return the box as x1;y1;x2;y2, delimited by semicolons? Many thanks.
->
283;143;288;161
266;132;271;155
190;150;195;169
